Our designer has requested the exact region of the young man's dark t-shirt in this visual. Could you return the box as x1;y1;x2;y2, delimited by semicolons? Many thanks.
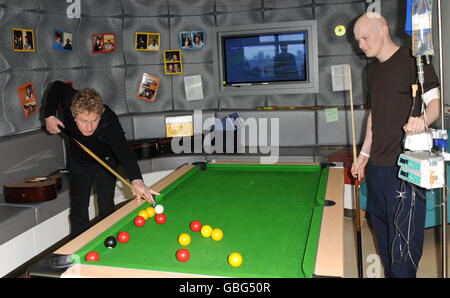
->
368;47;439;166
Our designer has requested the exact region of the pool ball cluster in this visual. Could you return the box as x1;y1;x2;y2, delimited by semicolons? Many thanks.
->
85;204;242;268
85;204;165;261
175;220;242;268
136;204;166;225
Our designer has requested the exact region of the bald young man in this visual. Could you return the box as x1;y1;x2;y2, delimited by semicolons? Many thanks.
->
351;13;440;277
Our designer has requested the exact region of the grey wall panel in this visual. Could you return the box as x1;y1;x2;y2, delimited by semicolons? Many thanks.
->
266;93;316;107
317;55;368;106
345;109;368;146
172;63;217;110
168;0;214;16
0;9;44;71
216;10;263;27
3;71;45;134
315;3;366;56
78;16;124;67
81;67;128;115
123;16;169;66
219;95;266;110
216;0;262;12
120;0;168;17
37;0;77;15
263;6;313;23
169;15;214;63
314;0;364;3
37;14;82;69
0;73;14;137
380;0;411;49
118;114;134;140
37;0;122;17
132;112;169;139
1;0;40;10
82;0;123;17
125;65;172;113
263;0;313;8
317;109;368;146
317;109;347;146
38;0;124;17
41;69;83;94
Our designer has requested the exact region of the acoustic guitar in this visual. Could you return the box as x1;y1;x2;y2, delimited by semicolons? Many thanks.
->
3;169;69;203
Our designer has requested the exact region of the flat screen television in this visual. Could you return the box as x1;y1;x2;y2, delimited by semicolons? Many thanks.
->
213;21;319;96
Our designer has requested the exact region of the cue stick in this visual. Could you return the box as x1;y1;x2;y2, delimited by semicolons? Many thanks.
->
347;64;363;278
57;126;154;205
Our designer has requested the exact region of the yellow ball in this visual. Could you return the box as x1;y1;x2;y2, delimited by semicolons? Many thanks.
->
138;210;148;220
211;228;223;241
228;252;243;267
200;225;213;238
145;207;156;218
178;233;191;247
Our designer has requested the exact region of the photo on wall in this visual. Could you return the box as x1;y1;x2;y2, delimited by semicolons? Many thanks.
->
92;33;116;53
13;28;35;52
180;31;205;50
135;32;160;51
164;50;183;74
18;82;39;118
54;30;73;52
137;73;160;103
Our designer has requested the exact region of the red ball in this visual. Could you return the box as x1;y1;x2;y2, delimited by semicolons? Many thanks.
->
85;251;99;262
176;248;190;262
155;214;166;225
134;216;146;227
117;231;130;243
190;220;202;232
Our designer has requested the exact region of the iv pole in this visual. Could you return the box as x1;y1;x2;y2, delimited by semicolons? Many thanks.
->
436;0;447;278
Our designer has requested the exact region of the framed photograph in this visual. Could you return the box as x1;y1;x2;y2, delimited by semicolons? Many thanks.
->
18;82;39;117
54;30;73;52
135;32;160;51
164;50;183;75
13;28;35;52
92;33;116;53
137;73;160;103
180;30;205;50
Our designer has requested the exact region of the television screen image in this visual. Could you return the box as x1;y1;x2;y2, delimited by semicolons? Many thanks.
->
213;21;318;96
223;32;307;85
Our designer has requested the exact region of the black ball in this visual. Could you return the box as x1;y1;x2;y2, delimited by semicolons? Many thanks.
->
104;236;117;248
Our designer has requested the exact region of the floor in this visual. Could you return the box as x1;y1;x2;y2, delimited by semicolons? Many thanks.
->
344;216;450;278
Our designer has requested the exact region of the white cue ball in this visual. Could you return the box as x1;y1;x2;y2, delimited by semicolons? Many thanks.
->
154;204;164;214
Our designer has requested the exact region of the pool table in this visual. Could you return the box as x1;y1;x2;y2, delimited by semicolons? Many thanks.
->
42;162;344;278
